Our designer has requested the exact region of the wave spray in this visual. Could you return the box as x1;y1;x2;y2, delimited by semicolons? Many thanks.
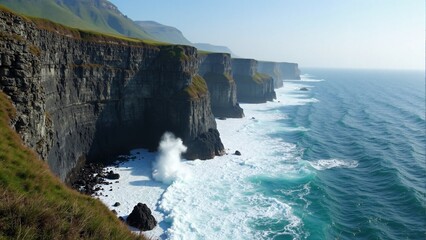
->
152;132;188;184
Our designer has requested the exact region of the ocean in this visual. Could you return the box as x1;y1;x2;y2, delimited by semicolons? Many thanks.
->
97;69;426;240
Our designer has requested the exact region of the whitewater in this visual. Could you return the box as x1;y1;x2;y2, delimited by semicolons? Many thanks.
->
96;69;425;240
96;75;357;239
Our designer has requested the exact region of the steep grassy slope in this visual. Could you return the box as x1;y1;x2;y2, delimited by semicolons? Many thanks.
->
0;93;143;239
0;0;153;40
135;20;192;45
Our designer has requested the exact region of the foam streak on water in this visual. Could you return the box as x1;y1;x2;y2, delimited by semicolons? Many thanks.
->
96;70;425;240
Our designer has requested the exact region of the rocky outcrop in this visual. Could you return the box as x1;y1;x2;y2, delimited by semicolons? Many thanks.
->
231;58;276;103
279;62;301;80
126;203;157;231
257;61;283;88
0;9;224;182
198;53;244;118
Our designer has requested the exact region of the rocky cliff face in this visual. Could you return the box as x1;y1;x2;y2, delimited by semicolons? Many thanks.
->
0;9;224;181
279;62;301;80
257;61;283;89
198;53;243;118
231;58;276;103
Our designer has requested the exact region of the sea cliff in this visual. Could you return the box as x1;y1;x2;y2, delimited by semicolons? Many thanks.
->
198;53;244;118
257;61;283;88
0;9;224;181
231;58;276;103
279;62;301;80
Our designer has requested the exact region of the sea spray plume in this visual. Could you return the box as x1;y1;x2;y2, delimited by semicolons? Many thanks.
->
152;132;187;184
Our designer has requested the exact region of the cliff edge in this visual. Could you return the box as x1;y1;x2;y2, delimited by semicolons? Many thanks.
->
231;58;276;103
0;8;224;182
198;53;244;118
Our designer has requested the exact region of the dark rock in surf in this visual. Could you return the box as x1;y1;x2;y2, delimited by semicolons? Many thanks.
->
105;171;120;180
126;203;157;231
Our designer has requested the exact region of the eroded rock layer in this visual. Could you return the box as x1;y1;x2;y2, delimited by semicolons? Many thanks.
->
0;9;224;181
231;58;276;103
198;53;244;118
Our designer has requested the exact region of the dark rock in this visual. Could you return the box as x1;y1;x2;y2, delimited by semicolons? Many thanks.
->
105;171;120;180
0;9;225;183
113;202;120;207
185;129;225;160
198;53;244;118
118;216;125;222
232;58;276;103
112;210;117;215
257;61;284;89
234;150;241;156
300;87;308;91
218;117;227;120
126;203;157;231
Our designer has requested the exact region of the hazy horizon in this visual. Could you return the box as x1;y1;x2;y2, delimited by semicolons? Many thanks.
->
109;0;424;70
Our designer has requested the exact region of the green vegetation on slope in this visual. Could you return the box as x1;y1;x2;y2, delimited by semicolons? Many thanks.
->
135;21;192;45
203;72;234;83
0;0;154;40
180;75;208;99
253;72;272;84
0;92;143;239
233;72;271;85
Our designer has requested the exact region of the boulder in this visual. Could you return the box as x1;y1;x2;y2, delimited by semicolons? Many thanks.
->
105;171;120;180
235;150;241;156
126;203;157;231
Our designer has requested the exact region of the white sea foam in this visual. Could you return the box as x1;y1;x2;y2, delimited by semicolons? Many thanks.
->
152;132;189;184
309;158;359;170
94;83;345;239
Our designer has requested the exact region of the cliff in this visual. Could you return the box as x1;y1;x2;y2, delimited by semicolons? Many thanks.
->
198;53;244;118
231;58;276;103
279;62;301;80
0;8;224;182
257;61;283;88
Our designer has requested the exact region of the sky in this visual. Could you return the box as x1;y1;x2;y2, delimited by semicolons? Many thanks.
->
109;0;425;70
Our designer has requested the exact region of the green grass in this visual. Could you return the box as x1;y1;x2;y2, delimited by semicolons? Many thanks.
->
202;72;234;83
180;75;208;99
234;72;271;84
0;0;154;40
253;72;272;84
0;6;168;47
158;45;192;62
0;92;143;239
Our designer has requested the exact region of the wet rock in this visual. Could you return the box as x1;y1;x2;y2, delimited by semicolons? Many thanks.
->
105;171;120;180
113;202;120;207
126;203;157;231
235;150;241;156
300;87;308;91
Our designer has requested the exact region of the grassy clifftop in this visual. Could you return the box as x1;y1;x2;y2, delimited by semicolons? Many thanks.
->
0;92;142;239
0;0;153;41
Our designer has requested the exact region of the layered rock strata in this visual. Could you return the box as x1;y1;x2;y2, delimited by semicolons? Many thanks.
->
231;58;276;103
198;53;244;118
257;61;283;88
0;9;224;181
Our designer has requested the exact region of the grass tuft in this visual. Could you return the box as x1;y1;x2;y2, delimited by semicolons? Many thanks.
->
0;92;143;240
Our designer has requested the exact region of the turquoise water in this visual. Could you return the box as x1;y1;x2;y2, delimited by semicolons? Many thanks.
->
260;69;425;239
111;68;425;239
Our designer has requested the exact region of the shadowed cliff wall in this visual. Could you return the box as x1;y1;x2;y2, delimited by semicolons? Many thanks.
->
231;58;276;103
257;61;283;89
279;62;301;80
0;9;224;181
198;53;243;118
